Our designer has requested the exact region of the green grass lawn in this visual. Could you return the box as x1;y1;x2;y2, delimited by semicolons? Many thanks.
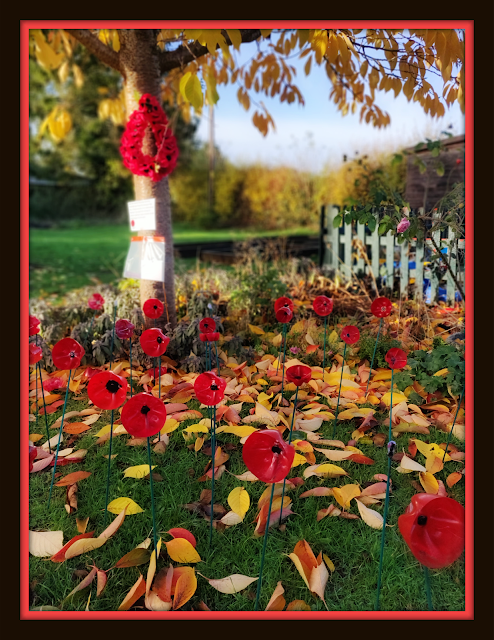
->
29;381;465;612
29;223;317;299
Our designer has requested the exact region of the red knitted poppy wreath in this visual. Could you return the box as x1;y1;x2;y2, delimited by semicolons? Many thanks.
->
120;94;179;182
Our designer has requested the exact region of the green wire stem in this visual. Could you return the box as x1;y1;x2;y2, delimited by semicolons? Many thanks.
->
209;403;217;550
375;368;394;611
322;316;328;373
278;385;299;525
103;409;115;527
37;361;51;453
279;324;288;402
215;341;219;373
332;343;347;439
366;318;383;395
47;369;72;507
424;566;433;610
254;481;276;611
157;355;162;442
129;339;133;398
146;436;158;553
109;303;117;370
442;387;464;463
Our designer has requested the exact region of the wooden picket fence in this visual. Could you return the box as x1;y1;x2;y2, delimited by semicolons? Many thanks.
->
320;206;465;305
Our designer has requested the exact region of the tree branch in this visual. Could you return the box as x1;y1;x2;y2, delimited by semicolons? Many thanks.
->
64;29;121;73
159;29;262;73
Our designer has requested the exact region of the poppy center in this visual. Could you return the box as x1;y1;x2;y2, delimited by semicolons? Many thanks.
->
154;305;157;310
211;383;219;390
417;515;427;526
271;445;282;454
157;337;162;343
70;351;75;358
106;379;122;393
140;405;151;415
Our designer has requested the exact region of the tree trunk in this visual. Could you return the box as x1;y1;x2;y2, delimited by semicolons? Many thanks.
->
119;29;176;329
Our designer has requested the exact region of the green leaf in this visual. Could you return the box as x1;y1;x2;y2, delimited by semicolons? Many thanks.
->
367;217;376;232
392;153;403;166
436;161;445;176
332;214;342;229
378;222;387;235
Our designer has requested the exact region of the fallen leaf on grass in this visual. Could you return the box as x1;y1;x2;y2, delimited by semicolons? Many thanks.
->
348;454;375;465
31;455;54;473
165;538;201;564
173;567;197;610
62;567;97;605
317;505;341;521
168;528;197;548
29;530;64;557
355;499;384;529
96;568;107;597
107;497;144;515
313;447;353;462
300;487;334;498
446;471;463;488
118;574;146;611
286;600;311;611
303;463;348;479
265;581;285;611
198;573;258;594
230;471;258;482
51;533;95;563
115;548;151;568
76;517;89;534
419;471;439;494
333;484;361;509
63;422;92;435
65;483;78;514
54;471;91;486
65;507;128;559
399;454;427;473
123;465;157;479
227;486;250;519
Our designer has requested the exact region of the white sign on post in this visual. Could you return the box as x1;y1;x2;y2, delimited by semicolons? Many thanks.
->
123;236;165;282
128;198;156;231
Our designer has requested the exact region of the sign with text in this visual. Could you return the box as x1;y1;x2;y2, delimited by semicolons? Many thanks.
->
128;198;156;231
123;236;165;282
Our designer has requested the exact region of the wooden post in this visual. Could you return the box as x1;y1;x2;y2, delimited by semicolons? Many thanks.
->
356;222;366;274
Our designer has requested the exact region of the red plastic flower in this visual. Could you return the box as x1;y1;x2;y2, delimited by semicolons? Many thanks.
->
199;317;216;334
276;306;293;324
286;365;312;387
371;297;392;318
121;392;167;438
143;298;164;319
313;295;333;317
29;343;43;365
398;494;465;569
385;347;407;370
148;365;167;379
274;297;294;313
51;338;85;370
43;377;64;392
87;370;128;410
242;429;295;483
29;315;40;336
140;328;170;357
194;372;226;406
88;293;105;311
200;332;220;343
341;325;360;345
29;445;37;473
115;319;135;340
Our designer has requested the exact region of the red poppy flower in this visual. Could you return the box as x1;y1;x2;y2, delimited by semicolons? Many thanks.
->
29;315;40;336
242;429;295;483
43;377;64;392
52;338;85;370
313;295;333;317
121;392;167;438
385;347;407;370
276;306;293;324
29;343;43;365
88;293;105;311
29;445;37;473
148;365;167;379
194;372;226;406
274;297;294;313
143;298;164;319
199;317;216;334
286;365;312;387
398;494;465;569
341;325;360;345
87;370;128;410
140;328;170;357
115;319;135;340
371;297;392;318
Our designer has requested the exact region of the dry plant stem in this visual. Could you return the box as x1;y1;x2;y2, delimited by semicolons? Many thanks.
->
209;404;217;550
254;481;276;612
47;369;72;508
354;238;379;297
442;387;465;463
332;343;347;439
278;385;299;525
37;361;51;453
429;234;465;301
103;410;115;527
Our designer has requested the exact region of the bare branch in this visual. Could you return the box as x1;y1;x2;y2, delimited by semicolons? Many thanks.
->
64;29;121;73
159;29;262;73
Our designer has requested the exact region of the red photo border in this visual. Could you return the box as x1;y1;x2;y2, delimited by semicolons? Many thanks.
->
21;20;473;620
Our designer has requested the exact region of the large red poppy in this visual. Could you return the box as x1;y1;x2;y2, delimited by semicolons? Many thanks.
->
371;297;392;318
194;372;226;406
29;343;43;365
88;293;105;310
274;297;294;313
286;365;312;387
87;370;128;410
140;328;170;357
398;494;465;569
199;317;216;334
199;332;220;343
385;347;407;370
121;392;167;438
143;298;164;319
29;316;40;336
313;296;333;317
242;430;295;483
51;338;85;370
341;325;360;345
275;306;293;324
115;319;135;340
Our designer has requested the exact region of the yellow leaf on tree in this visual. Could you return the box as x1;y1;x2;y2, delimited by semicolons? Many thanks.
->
165;538;201;564
227;486;250;518
107;497;144;515
123;465;157;479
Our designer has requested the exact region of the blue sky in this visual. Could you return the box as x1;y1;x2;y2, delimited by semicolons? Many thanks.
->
195;42;465;173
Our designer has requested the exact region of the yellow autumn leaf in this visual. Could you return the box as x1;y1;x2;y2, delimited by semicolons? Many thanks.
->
249;324;265;335
123;465;157;479
194;437;204;452
165;538;201;564
413;439;451;462
323;554;335;572
184;73;203;111
215;425;258;437
183;423;209;434
291;452;309;468
257;392;273;409
160;418;179;435
290;320;306;334
272;333;283;347
333;484;361;508
355;499;384;529
107;497;144;515
305;463;348;479
433;368;449;377
257;379;268;386
381;392;408;406
29;434;44;443
227;487;250;518
31;29;65;70
372;371;393;381
419;472;439;494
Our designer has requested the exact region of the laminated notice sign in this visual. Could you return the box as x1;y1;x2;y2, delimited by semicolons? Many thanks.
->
123;236;165;282
128;198;156;231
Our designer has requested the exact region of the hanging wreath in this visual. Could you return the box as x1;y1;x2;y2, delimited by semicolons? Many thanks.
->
120;94;179;182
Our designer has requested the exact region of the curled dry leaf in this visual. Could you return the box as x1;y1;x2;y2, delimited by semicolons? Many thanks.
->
29;530;64;557
54;471;91;486
198;573;258;594
355;499;384;529
118;574;146;611
265;581;285;611
446;471;463;488
317;505;340;521
62;567;97;604
115;548;151;568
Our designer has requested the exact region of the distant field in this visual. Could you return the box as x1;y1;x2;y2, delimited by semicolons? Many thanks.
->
29;223;318;298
